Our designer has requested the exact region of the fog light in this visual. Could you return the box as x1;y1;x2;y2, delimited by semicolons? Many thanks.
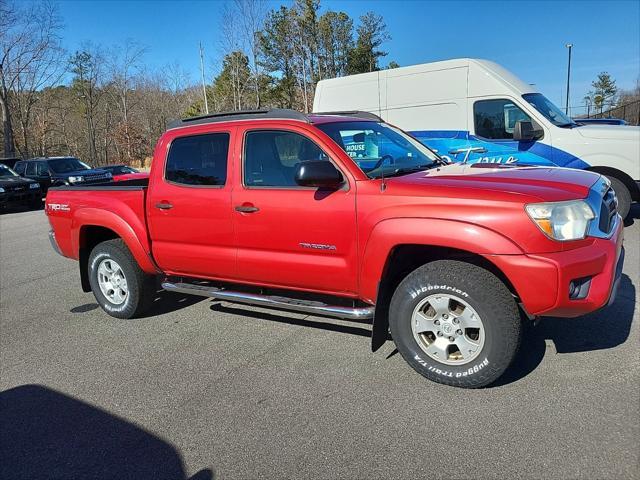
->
569;277;591;300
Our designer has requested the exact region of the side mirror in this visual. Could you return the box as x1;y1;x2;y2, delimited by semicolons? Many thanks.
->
513;120;542;141
294;160;343;189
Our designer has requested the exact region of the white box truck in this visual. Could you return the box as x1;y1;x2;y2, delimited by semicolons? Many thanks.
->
313;58;640;218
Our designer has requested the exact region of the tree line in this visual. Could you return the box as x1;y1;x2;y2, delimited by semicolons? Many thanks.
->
0;0;393;166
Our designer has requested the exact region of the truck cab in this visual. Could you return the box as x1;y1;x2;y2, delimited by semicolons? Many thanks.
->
313;58;640;218
45;109;624;388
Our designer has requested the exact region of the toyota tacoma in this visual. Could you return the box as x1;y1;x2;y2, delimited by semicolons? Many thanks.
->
45;110;624;388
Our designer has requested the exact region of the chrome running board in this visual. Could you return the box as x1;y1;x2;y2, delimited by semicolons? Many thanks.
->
161;281;375;320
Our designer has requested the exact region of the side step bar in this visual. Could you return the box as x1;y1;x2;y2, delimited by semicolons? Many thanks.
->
161;281;375;320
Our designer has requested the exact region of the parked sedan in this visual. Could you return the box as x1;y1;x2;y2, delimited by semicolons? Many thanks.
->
102;165;150;182
0;163;42;210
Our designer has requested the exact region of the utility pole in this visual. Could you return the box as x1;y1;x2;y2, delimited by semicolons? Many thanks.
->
565;43;573;115
199;42;209;115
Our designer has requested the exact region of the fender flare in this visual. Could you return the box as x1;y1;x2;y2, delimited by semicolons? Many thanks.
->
360;217;524;303
73;208;158;275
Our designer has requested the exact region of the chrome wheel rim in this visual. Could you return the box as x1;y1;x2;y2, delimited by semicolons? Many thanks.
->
411;293;485;365
97;258;128;305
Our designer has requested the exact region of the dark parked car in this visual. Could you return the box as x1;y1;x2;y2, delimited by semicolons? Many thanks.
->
0;157;21;169
573;118;629;126
13;157;112;193
0;163;42;210
101;164;139;175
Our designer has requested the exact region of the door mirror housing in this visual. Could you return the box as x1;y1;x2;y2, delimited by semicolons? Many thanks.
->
294;160;343;188
513;120;542;141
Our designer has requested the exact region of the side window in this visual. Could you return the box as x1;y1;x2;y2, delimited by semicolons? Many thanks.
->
25;162;37;176
14;162;25;175
165;133;229;186
474;99;532;140
244;130;327;187
36;162;49;176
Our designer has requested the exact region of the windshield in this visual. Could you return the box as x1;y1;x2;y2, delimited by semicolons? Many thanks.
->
316;121;440;178
0;164;18;177
523;93;576;127
48;158;90;174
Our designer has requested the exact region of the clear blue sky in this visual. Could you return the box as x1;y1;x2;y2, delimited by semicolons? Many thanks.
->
58;0;640;111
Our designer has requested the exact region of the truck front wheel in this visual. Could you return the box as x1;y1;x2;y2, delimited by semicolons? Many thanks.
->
389;260;521;388
88;239;155;319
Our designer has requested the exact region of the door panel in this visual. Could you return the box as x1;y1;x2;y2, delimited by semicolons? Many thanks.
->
147;130;237;280
233;128;358;295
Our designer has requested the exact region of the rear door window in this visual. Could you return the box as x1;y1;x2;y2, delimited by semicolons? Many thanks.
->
25;162;37;177
165;133;230;186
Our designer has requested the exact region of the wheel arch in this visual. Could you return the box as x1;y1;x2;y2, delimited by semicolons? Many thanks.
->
76;217;158;292
586;166;639;201
370;242;523;352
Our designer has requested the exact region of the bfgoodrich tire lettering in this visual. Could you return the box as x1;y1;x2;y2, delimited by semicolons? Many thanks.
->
88;239;155;319
389;260;521;388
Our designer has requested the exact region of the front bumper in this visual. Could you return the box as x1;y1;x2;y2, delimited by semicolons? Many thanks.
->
489;217;624;318
0;189;41;207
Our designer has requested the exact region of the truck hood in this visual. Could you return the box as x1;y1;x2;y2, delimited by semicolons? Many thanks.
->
576;124;640;140
386;163;600;202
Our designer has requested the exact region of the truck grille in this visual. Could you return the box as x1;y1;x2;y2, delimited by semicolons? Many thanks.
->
82;173;112;183
598;187;618;234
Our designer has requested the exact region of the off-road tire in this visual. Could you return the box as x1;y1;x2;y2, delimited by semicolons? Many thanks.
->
389;260;521;388
606;175;631;220
88;239;155;319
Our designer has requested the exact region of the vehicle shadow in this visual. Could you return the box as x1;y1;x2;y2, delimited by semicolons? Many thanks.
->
623;203;640;227
69;291;204;318
209;302;389;339
0;384;213;480
210;275;635;388
141;290;205;318
495;273;636;386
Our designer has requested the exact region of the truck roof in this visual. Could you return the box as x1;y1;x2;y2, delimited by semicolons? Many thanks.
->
167;109;380;130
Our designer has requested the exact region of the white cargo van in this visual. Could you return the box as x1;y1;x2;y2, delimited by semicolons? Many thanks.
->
313;58;640;218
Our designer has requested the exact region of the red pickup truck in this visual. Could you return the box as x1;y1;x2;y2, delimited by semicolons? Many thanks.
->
46;109;624;388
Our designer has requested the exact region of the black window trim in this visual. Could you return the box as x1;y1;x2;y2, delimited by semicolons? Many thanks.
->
241;128;350;191
163;131;232;189
472;97;545;142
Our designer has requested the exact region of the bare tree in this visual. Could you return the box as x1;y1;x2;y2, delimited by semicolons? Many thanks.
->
107;39;147;162
0;0;64;157
231;0;267;108
69;45;105;164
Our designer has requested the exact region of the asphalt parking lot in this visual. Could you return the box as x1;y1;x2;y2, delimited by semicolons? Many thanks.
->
1;206;638;480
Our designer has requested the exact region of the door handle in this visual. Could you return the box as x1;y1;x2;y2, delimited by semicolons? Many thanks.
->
155;202;173;210
235;205;259;213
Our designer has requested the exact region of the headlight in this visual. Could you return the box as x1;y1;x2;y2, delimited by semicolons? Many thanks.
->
525;200;595;241
68;176;84;183
0;187;5;193
29;183;40;189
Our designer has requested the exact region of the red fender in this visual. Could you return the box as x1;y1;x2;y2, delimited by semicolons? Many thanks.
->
359;217;524;303
72;208;158;274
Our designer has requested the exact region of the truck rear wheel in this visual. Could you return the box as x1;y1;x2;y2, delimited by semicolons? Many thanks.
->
88;239;155;319
389;260;521;388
